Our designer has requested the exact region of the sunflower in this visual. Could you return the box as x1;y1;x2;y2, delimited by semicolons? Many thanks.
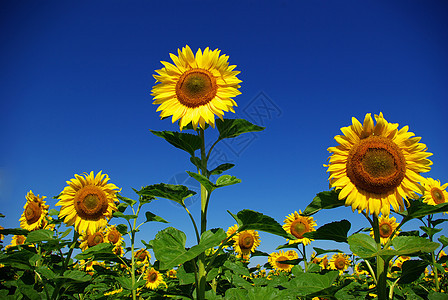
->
0;226;4;241
105;225;124;247
283;210;316;245
19;191;49;231
151;45;241;130
369;215;400;244
10;235;27;247
354;262;369;276
135;248;151;264
326;113;432;216
319;255;330;270
166;269;177;279
145;267;166;290
56;171;120;235
421;178;448;209
268;250;298;272
79;229;108;251
232;229;260;259
392;256;410;269
329;253;351;274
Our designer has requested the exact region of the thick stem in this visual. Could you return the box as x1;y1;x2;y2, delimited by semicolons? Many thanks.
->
427;215;440;291
373;214;387;300
302;244;308;272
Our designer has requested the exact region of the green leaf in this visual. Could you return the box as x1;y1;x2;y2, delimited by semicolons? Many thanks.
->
215;175;241;187
150;130;201;156
186;171;216;192
75;243;115;261
282;271;339;296
48;209;59;216
224;260;250;277
304;220;351;243
61;270;91;282
137;183;196;206
302;190;344;216
0;228;29;236
430;218;448;227
438;235;448;248
348;233;377;258
190;156;202;170
399;199;448;219
26;229;54;243
112;211;137;221
209;163;235;176
117;194;137;207
399;260;428;284
428;292;448;300
116;224;128;235
144;211;168;223
231;209;294;240
216;118;264;139
386;236;439;256
312;247;343;256
420;226;442;238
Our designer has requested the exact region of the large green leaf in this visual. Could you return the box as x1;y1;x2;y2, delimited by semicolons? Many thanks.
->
0;228;29;236
26;229;54;243
348;233;377;258
216;118;264;139
304;220;351;243
282;271;339;296
398;199;448;219
136;183;196;206
399;260;428;284
229;209;294;240
150;130;202;156
152;227;226;270
187;172;241;193
385;236;439;256
302;190;344;216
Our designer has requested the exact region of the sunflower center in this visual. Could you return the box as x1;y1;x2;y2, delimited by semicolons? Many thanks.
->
148;272;158;283
346;136;406;194
136;249;148;261
291;220;308;239
74;186;109;221
335;258;346;270
176;69;217;108
16;235;26;245
431;188;445;204
276;256;290;269
108;229;120;244
379;223;392;238
87;232;104;247
25;202;42;225
239;232;255;250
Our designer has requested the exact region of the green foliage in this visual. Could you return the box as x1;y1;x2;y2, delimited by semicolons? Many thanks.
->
399;260;429;284
150;130;202;156
216;118;265;140
302;190;343;216
304;220;351;243
136;183;196;206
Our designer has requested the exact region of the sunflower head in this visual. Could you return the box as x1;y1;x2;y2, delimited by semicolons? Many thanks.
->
369;215;400;245
135;248;151;264
268;250;298;272
326;113;432;216
19;191;49;231
79;229;107;251
283;210;316;245
56;171;120;235
151;45;241;130
105;225;124;246
232;229;260;259
421;178;448;211
329;253;351;274
145;267;166;290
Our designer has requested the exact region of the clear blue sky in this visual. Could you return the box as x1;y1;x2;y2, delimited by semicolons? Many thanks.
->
1;1;448;262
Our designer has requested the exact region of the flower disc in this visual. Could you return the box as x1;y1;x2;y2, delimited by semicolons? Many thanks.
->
369;215;400;245
233;230;260;259
176;69;217;107
283;210;316;245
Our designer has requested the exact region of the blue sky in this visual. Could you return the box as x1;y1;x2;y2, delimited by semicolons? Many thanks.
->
1;0;448;262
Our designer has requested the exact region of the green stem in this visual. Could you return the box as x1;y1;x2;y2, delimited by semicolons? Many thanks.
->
427;215;440;291
302;244;308;272
130;204;141;300
52;231;79;299
373;214;387;300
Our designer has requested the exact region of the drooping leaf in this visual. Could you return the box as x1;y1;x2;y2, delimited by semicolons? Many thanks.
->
26;229;54;243
348;233;377;258
398;199;448;220
399;260;428;284
216;118;265;140
430;218;448;227
150;130;202;156
116;224;128;235
209;163;235;176
137;183;196;206
117;194;137;207
303;220;351;243
144;211;168;223
230;209;294;240
0;228;29;236
420;226;442;239
312;247;343;256
302;190;344;216
186;171;215;192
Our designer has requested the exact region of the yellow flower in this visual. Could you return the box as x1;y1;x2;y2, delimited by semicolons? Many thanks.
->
326;113;432;216
329;253;351;274
56;171;120;235
392;256;410;269
105;225;124;247
0;226;4;241
166;269;177;279
369;215;400;245
151;45;241;130
268;250;298;272
10;235;27;247
19;191;49;231
283;210;316;245
104;288;123;296
145;267;165;290
79;229;108;251
135;248;151;265
232;230;260;260
319;255;330;270
421;178;448;210
354;262;369;276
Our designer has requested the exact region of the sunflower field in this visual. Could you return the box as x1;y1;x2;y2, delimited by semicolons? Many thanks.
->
1;46;448;300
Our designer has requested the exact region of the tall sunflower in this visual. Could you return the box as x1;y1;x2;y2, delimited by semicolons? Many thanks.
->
283;210;316;245
151;45;241;130
56;171;120;235
233;229;260;260
268;250;298;272
19;191;49;231
421;177;448;207
329;253;351;274
369;215;400;245
326;113;432;216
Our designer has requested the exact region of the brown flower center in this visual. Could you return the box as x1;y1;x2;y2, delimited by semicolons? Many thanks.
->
322;257;329;269
175;69;217;108
148;271;158;283
335;258;346;270
87;232;104;247
74;186;108;220
107;229;121;244
379;223;393;238
238;232;255;250
25;201;42;225
431;188;445;204
135;249;149;261
346;136;406;194
276;255;290;269
16;235;26;245
290;219;308;239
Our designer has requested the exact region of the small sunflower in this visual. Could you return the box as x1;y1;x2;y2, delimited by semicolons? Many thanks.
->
105;225;124;247
145;267;166;290
354;263;369;276
319;255;330;270
233;229;260;259
10;235;27;247
19;191;49;231
369;215;400;245
0;226;4;241
326;113;432;216
392;256;410;269
283;210;316;245
166;269;177;279
268;250;298;272
135;248;151;264
79;229;108;251
56;171;120;235
151;45;241;130
329;253;351;274
421;178;448;209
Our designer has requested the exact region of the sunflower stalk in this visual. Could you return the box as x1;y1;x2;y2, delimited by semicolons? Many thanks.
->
373;214;387;300
427;215;440;291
